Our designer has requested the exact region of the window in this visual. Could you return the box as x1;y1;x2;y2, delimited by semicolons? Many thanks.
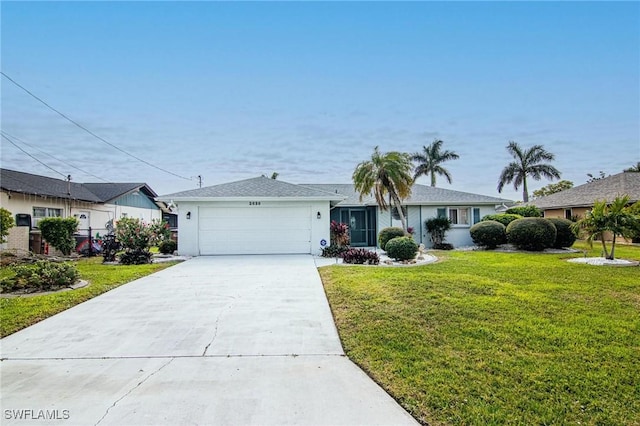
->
448;207;470;225
391;206;407;220
564;209;572;220
33;207;62;227
473;208;481;224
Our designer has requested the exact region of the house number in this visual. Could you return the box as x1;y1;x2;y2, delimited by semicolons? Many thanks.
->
249;201;261;206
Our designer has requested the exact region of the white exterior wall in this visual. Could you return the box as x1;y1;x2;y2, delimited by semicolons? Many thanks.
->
176;200;331;256
419;205;499;248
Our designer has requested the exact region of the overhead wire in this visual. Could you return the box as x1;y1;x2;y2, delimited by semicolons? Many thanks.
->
1;133;68;178
1;130;109;182
1;71;192;181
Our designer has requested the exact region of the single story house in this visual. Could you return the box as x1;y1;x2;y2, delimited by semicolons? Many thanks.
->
529;172;640;220
0;168;169;253
159;176;511;256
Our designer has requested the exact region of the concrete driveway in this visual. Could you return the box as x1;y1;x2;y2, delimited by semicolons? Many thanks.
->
1;255;417;425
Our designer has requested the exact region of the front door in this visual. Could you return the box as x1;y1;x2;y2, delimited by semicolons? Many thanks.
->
349;210;367;246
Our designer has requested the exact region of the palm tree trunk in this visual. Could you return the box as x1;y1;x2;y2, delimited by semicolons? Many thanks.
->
608;234;616;260
522;178;529;203
600;236;609;259
389;191;408;230
430;172;436;187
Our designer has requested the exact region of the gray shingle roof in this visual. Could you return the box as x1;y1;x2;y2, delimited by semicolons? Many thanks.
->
161;176;344;200
530;172;640;209
303;183;511;206
0;169;158;203
1;169;102;202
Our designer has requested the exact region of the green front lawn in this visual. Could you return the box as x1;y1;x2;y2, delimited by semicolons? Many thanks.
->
320;242;640;425
1;257;178;337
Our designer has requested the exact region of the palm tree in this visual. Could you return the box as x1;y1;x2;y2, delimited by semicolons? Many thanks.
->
353;146;413;230
412;139;459;187
497;141;561;202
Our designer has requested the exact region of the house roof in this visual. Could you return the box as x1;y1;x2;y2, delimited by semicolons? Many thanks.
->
0;168;158;204
529;172;640;210
159;176;345;202
303;183;512;206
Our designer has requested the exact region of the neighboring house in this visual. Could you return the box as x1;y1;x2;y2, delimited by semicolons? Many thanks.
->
0;168;165;253
159;176;511;256
529;172;640;220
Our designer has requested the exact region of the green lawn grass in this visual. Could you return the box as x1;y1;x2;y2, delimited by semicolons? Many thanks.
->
320;242;640;425
1;257;178;337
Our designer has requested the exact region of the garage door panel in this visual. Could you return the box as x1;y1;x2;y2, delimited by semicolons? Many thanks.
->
198;206;312;255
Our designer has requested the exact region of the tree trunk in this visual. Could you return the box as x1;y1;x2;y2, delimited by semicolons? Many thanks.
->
607;234;616;260
431;172;436;187
522;178;529;203
600;237;610;259
390;191;408;231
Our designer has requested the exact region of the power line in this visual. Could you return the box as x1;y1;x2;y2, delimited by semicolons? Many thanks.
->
1;71;192;181
1;130;109;182
1;133;67;178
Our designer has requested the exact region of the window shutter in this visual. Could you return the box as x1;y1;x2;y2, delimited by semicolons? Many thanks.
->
473;208;481;224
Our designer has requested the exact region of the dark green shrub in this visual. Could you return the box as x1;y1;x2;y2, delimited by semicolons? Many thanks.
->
342;248;380;265
321;245;349;258
158;240;177;254
385;236;418;261
506;206;542;217
481;213;522;227
506;218;557;251
119;250;152;265
0;207;15;244
425;217;452;246
547;218;577;248
433;242;454;250
379;227;406;250
470;220;507;248
38;217;79;255
0;260;79;293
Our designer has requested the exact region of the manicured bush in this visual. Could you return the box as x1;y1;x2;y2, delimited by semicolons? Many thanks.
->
158;240;177;254
119;250;152;265
0;260;79;293
433;242;454;250
506;218;557;251
342;248;380;265
481;213;522;227
330;220;350;247
321;245;349;258
547;217;577;248
506;206;542;217
0;208;15;244
385;236;418;261
38;217;79;255
378;227;406;250
470;220;507;248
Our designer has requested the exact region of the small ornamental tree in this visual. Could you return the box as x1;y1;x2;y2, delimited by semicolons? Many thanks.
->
115;218;170;264
38;217;79;255
0;208;15;244
425;217;452;249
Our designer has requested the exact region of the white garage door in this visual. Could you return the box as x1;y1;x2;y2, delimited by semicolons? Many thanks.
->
198;206;312;255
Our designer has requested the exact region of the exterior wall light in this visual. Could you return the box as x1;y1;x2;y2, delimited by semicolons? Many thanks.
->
186;211;191;220
317;211;321;219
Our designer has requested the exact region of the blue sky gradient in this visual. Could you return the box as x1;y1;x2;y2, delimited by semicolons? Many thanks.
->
2;2;639;200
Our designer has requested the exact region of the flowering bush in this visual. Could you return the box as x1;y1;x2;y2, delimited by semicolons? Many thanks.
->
114;218;171;264
330;220;350;246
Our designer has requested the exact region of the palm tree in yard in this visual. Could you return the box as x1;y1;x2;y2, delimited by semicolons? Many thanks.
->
624;162;640;172
412;139;460;187
497;141;561;202
353;146;413;230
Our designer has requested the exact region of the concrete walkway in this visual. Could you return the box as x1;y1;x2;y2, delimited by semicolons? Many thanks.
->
1;255;417;425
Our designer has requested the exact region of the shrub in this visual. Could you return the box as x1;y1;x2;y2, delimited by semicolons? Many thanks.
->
115;218;169;264
38;217;79;255
470;220;507;248
0;208;15;244
119;250;152;265
0;260;79;293
158;240;177;254
321;245;348;258
330;221;350;246
433;242;454;250
385;236;418;261
506;206;542;217
379;227;406;250
506;218;557;251
342;248;380;265
547;218;577;248
481;213;522;227
425;217;452;247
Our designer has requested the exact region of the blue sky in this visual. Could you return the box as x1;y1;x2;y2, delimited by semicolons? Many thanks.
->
2;1;639;200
